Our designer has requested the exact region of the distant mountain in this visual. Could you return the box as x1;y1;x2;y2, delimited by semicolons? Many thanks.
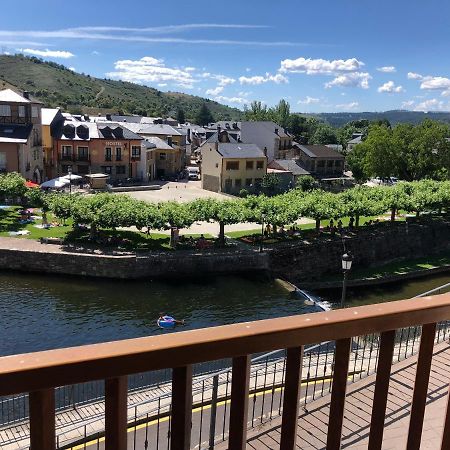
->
313;110;450;127
0;54;243;121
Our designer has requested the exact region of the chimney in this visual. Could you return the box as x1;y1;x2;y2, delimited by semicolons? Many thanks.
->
106;114;112;121
263;146;268;157
274;128;279;135
23;91;30;99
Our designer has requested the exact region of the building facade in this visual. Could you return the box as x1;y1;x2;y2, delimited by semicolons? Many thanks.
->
296;144;345;177
0;89;43;182
201;141;267;193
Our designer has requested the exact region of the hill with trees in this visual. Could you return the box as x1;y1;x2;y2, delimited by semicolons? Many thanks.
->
0;54;242;121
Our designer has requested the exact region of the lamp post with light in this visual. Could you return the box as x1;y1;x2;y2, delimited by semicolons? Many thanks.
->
67;166;72;195
340;252;353;308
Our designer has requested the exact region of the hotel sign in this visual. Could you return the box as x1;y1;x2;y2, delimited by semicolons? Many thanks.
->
104;141;122;146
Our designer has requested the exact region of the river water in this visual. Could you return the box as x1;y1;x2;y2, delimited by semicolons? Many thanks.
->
0;271;448;357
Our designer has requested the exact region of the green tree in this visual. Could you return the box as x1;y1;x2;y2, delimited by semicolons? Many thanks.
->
346;144;370;183
176;108;186;125
273;99;290;129
310;123;338;145
159;201;195;248
0;172;27;200
243;101;271;121
302;190;342;232
195;104;214;126
261;173;281;196
296;175;318;192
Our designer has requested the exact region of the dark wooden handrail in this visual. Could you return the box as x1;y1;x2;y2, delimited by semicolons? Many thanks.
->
0;293;450;396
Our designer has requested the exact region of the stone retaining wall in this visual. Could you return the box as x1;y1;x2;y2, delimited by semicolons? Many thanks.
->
268;219;450;284
0;247;269;279
0;219;447;281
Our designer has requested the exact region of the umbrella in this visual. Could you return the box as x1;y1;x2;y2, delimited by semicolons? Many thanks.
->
40;178;70;189
25;180;39;188
61;174;83;181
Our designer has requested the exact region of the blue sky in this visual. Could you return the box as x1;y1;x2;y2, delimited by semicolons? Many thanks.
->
2;0;450;113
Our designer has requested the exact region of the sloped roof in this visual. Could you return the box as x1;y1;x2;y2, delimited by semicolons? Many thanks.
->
97;123;143;140
298;144;345;159
0;89;30;103
241;121;290;138
203;130;238;145
143;136;173;150
348;136;363;144
41;108;61;126
121;122;182;136
217;143;265;158
268;159;310;175
0;124;32;143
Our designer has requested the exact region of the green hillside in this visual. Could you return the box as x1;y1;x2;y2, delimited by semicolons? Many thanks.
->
0;54;243;121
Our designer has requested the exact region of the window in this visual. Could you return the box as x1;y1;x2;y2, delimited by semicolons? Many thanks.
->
77;146;89;160
132;146;141;159
226;161;239;171
234;179;242;189
256;160;264;169
159;153;166;160
18;106;25;117
224;179;232;192
0;105;11;116
246;161;254;170
105;147;112;161
62;145;72;159
32;106;39;118
77;165;89;175
245;178;252;187
215;163;219;168
115;147;122;161
101;166;112;174
116;165;126;175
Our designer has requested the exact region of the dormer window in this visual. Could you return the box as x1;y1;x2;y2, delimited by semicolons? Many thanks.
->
0;105;11;116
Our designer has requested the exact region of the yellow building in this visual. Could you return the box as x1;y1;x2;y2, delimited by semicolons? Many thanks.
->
201;139;267;194
41;108;64;180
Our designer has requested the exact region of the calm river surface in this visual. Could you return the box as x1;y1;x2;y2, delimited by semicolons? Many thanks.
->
0;271;448;357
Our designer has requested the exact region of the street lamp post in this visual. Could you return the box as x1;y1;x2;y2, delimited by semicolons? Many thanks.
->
67;166;72;195
340;252;353;308
259;214;265;253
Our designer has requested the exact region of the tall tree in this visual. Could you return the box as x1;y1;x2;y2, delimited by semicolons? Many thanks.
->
176;108;186;125
195;104;214;126
273;99;291;129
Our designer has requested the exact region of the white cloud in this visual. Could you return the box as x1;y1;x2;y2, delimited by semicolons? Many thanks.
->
420;76;450;91
19;48;75;58
106;56;196;87
91;50;100;55
297;96;320;105
68;67;76;71
157;83;167;87
245;67;251;72
401;100;415;108
0;28;305;47
239;73;288;85
335;102;359;110
280;57;364;74
205;86;224;96
184;66;196;72
214;95;250;105
377;81;404;93
408;72;423;80
413;98;446;111
377;66;396;73
325;72;371;89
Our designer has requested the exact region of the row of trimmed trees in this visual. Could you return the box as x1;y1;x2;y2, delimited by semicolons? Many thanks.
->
35;180;449;247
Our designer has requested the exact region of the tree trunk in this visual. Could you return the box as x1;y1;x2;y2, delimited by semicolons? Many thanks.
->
90;223;97;239
391;207;396;222
170;227;177;249
416;211;420;218
316;218;321;233
219;221;225;247
355;214;360;228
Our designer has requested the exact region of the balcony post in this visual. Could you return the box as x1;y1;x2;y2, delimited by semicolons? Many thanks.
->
326;337;351;450
368;329;396;450
280;346;304;449
228;355;251;450
29;388;55;450
406;322;437;450
171;365;193;450
105;376;128;450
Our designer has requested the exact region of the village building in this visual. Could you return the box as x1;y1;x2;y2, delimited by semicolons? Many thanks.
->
0;89;44;182
296;144;345;177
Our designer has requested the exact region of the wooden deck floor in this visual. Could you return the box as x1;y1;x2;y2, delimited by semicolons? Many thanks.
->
243;341;450;449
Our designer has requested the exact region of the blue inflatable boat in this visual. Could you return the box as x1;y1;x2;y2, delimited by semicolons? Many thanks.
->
157;315;184;329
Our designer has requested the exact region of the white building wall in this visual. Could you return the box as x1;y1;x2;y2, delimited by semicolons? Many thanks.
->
240;121;278;162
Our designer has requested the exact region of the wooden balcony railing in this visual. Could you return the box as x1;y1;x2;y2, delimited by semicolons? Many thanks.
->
1;293;450;450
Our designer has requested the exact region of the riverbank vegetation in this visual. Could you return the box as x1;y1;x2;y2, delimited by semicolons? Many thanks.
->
0;172;448;250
